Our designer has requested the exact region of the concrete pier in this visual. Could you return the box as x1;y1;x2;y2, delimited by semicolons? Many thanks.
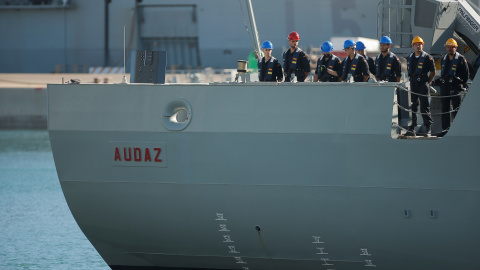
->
0;74;129;129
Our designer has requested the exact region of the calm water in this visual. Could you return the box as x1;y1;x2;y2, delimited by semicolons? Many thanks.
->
0;130;110;270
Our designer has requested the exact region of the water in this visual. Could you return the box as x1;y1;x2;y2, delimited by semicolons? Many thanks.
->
0;130;110;270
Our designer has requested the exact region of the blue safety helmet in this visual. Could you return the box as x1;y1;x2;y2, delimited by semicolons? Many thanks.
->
356;41;366;50
261;41;273;49
321;41;334;53
344;39;356;49
380;36;392;44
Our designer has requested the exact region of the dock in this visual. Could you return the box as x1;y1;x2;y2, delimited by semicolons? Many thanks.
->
0;73;129;129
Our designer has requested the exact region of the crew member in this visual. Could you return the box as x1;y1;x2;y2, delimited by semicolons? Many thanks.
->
257;41;283;82
283;31;310;82
406;36;435;137
375;36;402;82
436;38;469;135
313;41;342;82
355;41;376;79
342;39;369;82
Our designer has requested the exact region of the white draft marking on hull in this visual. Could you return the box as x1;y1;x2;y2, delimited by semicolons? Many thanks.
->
215;213;250;269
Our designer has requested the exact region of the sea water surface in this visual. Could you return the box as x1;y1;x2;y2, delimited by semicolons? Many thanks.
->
0;130;109;270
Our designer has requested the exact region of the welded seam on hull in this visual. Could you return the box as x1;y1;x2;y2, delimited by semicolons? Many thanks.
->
122;251;365;263
59;180;480;192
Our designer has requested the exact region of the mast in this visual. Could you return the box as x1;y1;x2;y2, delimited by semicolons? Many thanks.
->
245;0;263;58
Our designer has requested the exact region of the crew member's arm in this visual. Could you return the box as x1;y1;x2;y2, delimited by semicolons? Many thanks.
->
427;56;435;84
395;57;402;82
313;61;320;82
326;68;339;77
335;60;343;82
362;58;369;82
428;70;436;84
341;59;348;82
368;58;376;75
460;57;469;85
275;62;284;82
282;51;288;77
302;52;311;81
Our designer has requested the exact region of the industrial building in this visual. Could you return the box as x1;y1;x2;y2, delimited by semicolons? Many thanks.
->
1;0;409;73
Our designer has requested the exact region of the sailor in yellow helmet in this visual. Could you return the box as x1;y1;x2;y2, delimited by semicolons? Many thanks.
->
435;38;469;136
405;36;435;137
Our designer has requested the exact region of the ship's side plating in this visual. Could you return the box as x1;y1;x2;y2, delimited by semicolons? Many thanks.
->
48;81;480;270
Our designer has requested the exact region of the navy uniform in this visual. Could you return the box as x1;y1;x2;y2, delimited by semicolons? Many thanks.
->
364;55;376;77
315;54;342;82
258;56;283;82
342;53;369;82
375;52;402;82
283;48;310;82
407;51;435;132
438;52;469;131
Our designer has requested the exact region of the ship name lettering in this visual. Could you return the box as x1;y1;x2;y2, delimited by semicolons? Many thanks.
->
154;148;162;162
114;147;162;162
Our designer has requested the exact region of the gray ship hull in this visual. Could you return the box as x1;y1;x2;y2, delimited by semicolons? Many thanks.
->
48;82;480;269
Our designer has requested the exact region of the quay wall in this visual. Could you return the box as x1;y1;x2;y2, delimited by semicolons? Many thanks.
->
0;73;129;129
0;88;47;129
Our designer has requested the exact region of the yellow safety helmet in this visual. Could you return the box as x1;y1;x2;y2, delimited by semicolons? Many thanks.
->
445;38;458;47
411;36;424;45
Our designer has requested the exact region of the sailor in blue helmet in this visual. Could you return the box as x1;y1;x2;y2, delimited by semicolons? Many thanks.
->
314;41;342;82
355;41;376;78
283;31;311;82
375;36;402;82
257;41;284;82
341;39;369;82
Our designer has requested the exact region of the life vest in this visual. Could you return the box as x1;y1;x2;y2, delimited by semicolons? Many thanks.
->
441;52;460;77
318;54;338;78
364;55;373;71
283;48;302;71
407;51;428;75
376;52;395;77
343;54;361;79
258;57;276;81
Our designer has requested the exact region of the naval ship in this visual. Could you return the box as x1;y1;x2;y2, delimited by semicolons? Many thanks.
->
48;0;480;269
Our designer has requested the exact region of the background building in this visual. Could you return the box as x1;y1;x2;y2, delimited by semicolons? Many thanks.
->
1;0;394;73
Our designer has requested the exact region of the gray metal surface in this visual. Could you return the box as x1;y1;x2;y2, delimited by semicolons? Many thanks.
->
48;80;480;269
379;0;480;61
130;50;167;84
